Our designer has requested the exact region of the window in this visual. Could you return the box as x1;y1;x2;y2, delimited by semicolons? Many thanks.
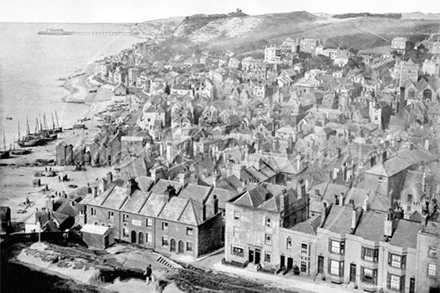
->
123;228;129;238
162;222;168;231
265;234;272;245
231;245;244;257
162;236;169;246
329;259;344;277
264;252;271;262
329;240;345;255
122;214;129;222
186;227;194;236
407;194;413;204
388;253;406;269
301;243;309;256
233;226;240;237
428;246;438;258
388;274;405;291
187;242;193;252
146;233;152;243
361;267;378;284
428;264;436;277
234;211;241;220
146;218;153;227
378;176;383;183
90;207;96;216
362;247;379;262
287;237;292;250
266;218;272;227
108;211;114;219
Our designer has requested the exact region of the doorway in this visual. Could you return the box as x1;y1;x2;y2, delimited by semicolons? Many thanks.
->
318;256;324;274
131;230;136;243
138;232;144;245
280;255;285;270
170;238;176;252
287;257;293;270
255;249;261;264
249;249;254;263
350;264;356;282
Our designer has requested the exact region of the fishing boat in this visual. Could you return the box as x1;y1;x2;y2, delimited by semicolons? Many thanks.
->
17;118;46;147
6;117;13;120
10;148;32;155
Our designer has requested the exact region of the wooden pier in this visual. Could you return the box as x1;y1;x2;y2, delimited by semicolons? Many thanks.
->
70;31;134;36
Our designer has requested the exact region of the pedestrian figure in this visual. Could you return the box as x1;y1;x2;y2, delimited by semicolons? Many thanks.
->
144;264;154;285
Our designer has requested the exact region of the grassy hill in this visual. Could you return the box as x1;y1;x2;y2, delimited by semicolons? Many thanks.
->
133;11;440;56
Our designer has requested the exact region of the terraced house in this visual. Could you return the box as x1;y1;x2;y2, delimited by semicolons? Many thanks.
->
81;174;228;259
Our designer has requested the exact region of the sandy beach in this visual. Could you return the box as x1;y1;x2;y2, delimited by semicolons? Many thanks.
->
0;63;117;225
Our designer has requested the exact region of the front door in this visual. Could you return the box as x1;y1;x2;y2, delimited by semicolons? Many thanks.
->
280;255;285;270
249;249;254;263
318;256;324;274
287;257;293;270
131;230;136;243
178;240;184;254
170;238;176;252
409;278;415;293
350;264;356;282
255;249;261;264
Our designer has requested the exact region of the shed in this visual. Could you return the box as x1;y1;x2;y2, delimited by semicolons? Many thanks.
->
80;224;114;250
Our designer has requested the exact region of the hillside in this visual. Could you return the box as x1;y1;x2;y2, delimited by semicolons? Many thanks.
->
132;10;440;55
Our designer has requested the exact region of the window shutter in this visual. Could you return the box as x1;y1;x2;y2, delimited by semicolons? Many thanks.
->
387;273;391;289
339;261;344;277
328;239;331;252
374;249;379;262
402;255;406;269
361;247;365;259
373;269;377;285
388;252;391;265
328;259;331;274
360;266;364;281
341;241;345;254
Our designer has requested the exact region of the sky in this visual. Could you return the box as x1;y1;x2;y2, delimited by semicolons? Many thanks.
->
1;0;439;23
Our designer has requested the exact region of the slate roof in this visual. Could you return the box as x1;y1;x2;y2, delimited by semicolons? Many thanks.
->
355;211;386;242
290;215;322;235
321;205;355;235
150;179;182;195
158;197;188;222
366;156;411;177
389;219;420;249
120;190;150;214
138;192;168;217
101;186;129;210
179;184;212;203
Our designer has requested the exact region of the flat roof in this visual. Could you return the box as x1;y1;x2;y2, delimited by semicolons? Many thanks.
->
81;224;111;235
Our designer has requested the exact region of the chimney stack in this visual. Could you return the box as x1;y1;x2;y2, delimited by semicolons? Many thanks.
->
320;202;330;227
351;209;357;233
399;87;406;115
126;177;139;196
164;185;176;202
339;192;345;206
92;186;98;198
213;195;219;214
202;202;207;221
106;172;113;184
334;194;340;206
384;210;394;238
178;172;190;186
46;198;54;212
422;172;428;192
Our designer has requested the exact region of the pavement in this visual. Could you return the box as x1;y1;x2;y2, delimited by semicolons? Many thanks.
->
188;248;359;293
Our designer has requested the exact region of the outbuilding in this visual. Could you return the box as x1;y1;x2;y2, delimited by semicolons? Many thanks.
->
80;224;114;250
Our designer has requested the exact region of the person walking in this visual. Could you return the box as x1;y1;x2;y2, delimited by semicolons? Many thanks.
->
145;264;154;285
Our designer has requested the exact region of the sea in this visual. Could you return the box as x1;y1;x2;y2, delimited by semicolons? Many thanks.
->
0;22;140;149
